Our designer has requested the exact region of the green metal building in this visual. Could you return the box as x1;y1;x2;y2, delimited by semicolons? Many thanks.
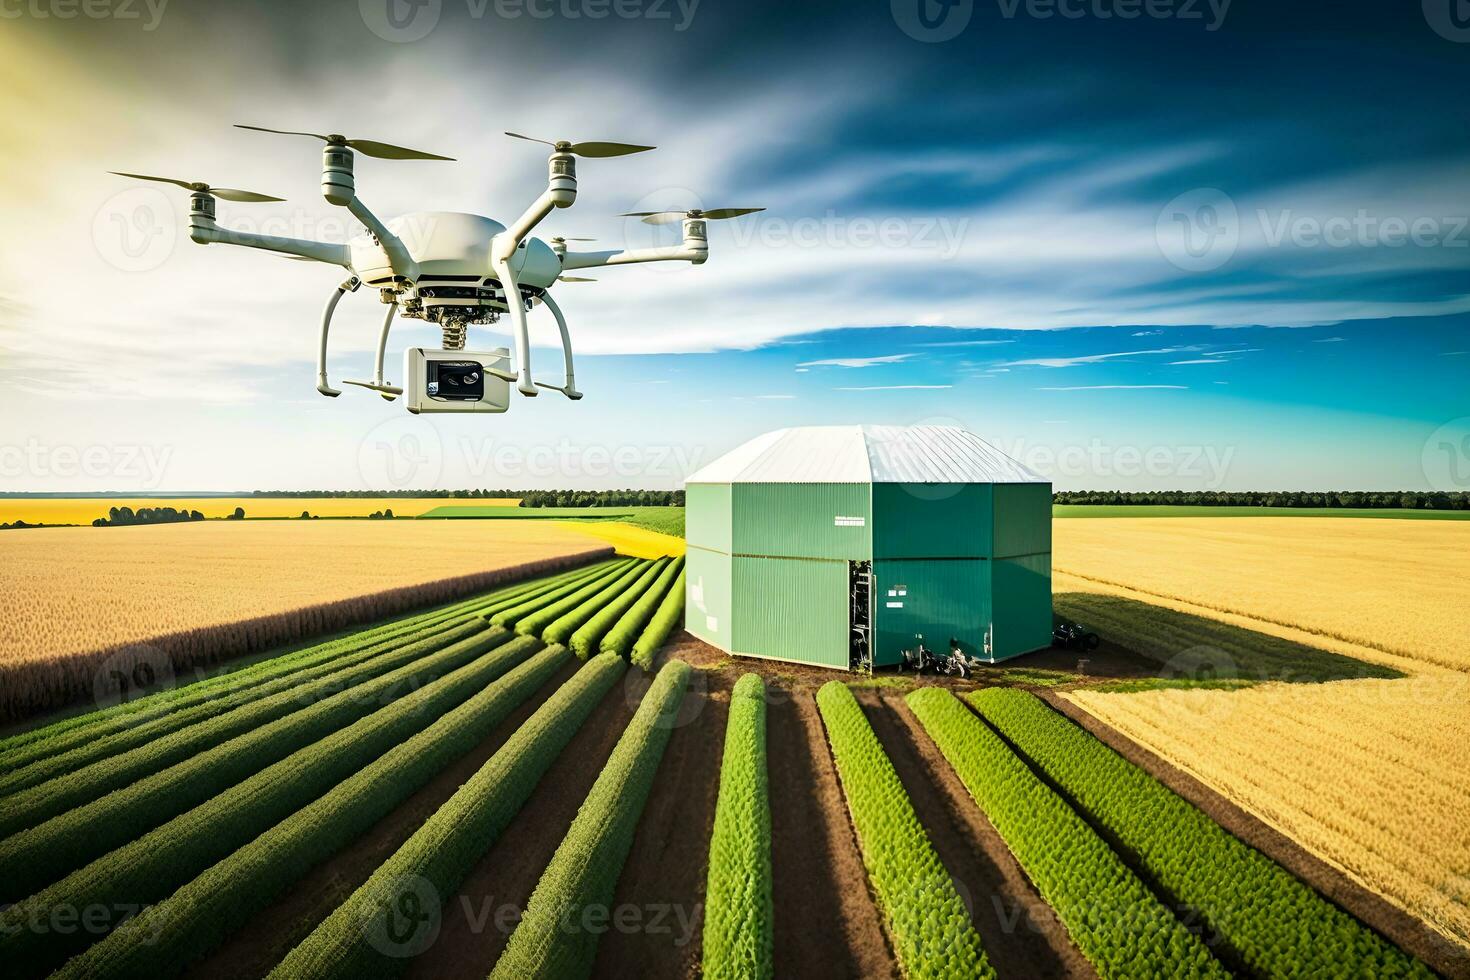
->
684;425;1052;671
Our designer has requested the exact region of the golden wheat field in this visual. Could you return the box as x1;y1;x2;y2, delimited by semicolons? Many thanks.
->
0;496;519;525
0;520;606;722
1054;517;1470;670
1054;517;1470;953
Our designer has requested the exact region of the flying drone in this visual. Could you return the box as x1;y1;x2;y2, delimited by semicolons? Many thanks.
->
112;129;762;414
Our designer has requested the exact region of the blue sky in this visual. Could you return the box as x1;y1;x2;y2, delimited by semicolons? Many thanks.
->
0;0;1467;491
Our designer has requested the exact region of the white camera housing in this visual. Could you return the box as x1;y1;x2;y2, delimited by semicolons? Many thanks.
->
403;347;512;414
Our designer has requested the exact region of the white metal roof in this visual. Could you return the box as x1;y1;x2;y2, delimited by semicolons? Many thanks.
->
686;425;1045;485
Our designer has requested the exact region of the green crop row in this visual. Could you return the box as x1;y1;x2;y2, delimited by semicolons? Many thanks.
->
0;617;480;800
538;560;654;646
967;689;1432;979
56;640;569;980
816;682;993;980
0;633;542;978
906;688;1226;980
0;558;612;770
0;619;488;845
273;652;628;980
489;659;692;980
489;559;637;629
515;559;646;640
629;567;686;671
702;673;773;980
0;625;511;906
600;557;685;660
568;558;670;658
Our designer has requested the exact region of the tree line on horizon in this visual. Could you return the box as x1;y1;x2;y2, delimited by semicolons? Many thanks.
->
1051;490;1470;510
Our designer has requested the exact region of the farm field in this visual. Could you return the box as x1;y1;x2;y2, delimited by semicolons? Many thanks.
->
1052;516;1470;960
0;520;609;723
1053;516;1470;670
0;513;1458;979
420;504;686;537
0;496;517;524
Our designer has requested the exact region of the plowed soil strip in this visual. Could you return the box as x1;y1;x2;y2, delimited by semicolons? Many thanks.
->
404;668;640;980
183;658;578;979
769;686;898;979
1045;692;1470;980
591;669;727;979
856;690;1095;980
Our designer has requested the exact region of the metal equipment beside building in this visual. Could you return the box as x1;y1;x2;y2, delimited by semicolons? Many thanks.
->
684;425;1053;671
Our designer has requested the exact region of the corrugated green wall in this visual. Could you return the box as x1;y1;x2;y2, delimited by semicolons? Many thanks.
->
872;559;992;666
685;546;732;649
992;553;1053;658
730;483;871;560
732;556;849;668
686;476;1053;670
872;483;992;558
992;482;1052;558
685;484;732;553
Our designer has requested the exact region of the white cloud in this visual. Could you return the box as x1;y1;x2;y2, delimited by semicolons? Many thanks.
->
1170;358;1227;365
1313;336;1347;343
836;384;953;391
797;354;917;368
1006;346;1202;368
915;339;1015;348
1038;385;1188;390
754;394;796;399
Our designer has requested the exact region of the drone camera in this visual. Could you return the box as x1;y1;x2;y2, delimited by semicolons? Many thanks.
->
404;347;511;415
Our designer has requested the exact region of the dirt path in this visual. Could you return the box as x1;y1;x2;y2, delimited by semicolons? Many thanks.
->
185;652;577;979
405;664;640;980
766;685;898;979
856;690;1094;980
1045;693;1470;980
590;669;729;979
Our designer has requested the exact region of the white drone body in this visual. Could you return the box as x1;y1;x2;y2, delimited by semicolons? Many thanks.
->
114;129;762;413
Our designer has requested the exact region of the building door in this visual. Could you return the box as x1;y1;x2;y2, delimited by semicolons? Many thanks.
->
848;560;873;673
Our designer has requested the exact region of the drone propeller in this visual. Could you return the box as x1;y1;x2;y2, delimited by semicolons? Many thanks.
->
557;276;597;283
550;236;597;244
505;132;654;158
109;172;284;202
620;207;765;226
233;125;454;161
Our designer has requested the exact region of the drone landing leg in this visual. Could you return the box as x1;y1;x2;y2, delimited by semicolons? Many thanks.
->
534;294;583;400
317;276;361;397
343;300;404;400
492;257;538;397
